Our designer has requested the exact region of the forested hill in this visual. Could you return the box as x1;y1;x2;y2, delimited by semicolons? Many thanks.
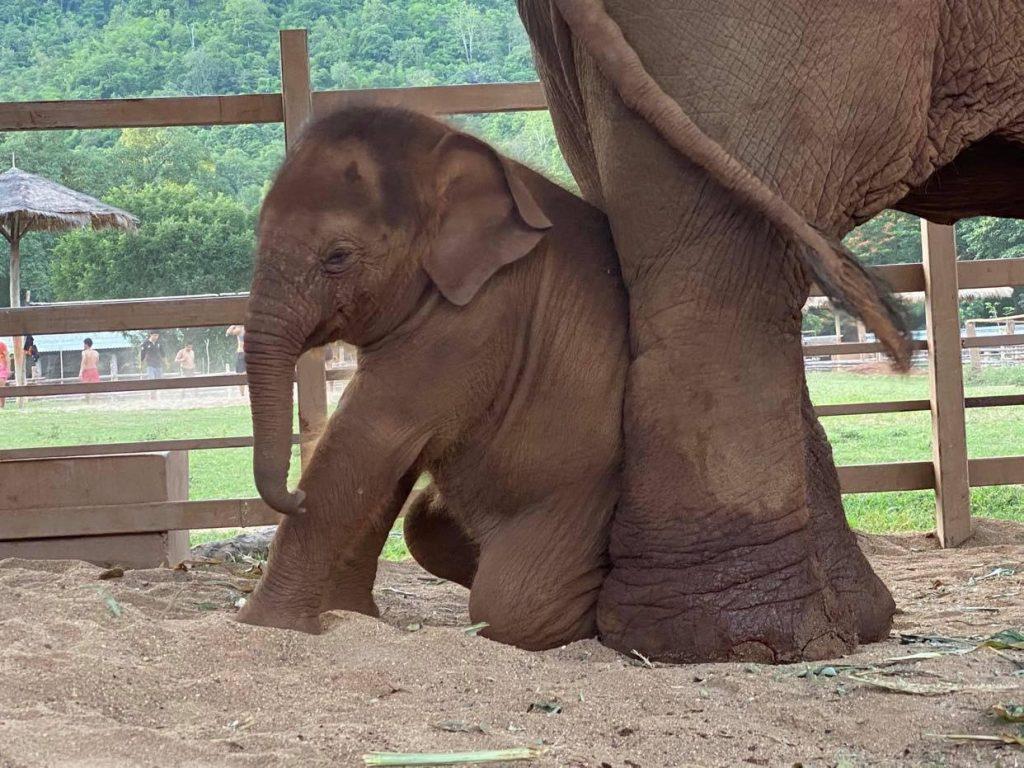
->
0;0;1022;334
0;0;534;100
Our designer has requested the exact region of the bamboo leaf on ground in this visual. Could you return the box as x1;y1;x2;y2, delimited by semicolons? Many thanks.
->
362;747;543;766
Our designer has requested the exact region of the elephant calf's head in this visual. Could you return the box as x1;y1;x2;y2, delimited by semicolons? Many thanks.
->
246;106;551;514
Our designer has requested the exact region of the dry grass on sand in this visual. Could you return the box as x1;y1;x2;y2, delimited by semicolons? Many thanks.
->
3;520;1024;767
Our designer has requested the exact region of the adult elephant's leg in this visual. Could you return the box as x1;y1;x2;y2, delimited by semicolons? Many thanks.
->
587;112;855;663
802;388;895;642
403;484;479;589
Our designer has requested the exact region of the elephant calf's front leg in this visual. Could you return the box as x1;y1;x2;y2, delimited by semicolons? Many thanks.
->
238;389;427;634
318;470;418;616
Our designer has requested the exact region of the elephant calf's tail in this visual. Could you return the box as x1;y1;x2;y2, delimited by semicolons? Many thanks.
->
552;0;913;370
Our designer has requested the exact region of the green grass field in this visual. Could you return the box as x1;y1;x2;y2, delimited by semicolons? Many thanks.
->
3;369;1022;549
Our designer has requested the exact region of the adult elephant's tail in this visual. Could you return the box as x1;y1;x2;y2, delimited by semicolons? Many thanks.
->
552;0;913;370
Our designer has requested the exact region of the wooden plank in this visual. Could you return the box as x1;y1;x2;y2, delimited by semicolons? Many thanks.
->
0;453;1017;540
0;365;354;399
957;258;1024;290
0;498;281;540
968;456;1024;487
921;220;971;546
802;340;928;357
2;373;249;399
961;333;1024;349
814;393;1024;418
807;256;1024;301
814;400;930;417
0;435;297;462
280;29;329;469
0;83;546;134
836;461;935;493
313;82;547;116
808;263;925;296
0;93;283;131
0;294;248;335
965;393;1024;409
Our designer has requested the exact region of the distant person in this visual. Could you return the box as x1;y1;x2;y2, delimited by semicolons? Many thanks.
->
80;338;100;402
110;354;119;380
140;332;164;379
227;325;246;396
175;343;196;376
0;338;8;408
24;336;40;379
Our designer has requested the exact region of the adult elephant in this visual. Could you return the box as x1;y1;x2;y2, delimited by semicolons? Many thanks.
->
518;0;1024;662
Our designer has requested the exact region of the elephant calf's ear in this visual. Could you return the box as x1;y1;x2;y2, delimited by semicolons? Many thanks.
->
426;133;552;306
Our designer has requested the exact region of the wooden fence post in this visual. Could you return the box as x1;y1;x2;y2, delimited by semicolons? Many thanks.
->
280;29;327;468
921;220;971;546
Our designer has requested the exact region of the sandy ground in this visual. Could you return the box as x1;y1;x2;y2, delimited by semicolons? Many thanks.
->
3;521;1024;767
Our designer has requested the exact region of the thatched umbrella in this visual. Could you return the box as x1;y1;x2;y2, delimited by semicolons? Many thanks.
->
0;162;137;385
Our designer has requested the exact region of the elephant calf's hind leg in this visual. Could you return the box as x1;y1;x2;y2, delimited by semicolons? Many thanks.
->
403;484;479;589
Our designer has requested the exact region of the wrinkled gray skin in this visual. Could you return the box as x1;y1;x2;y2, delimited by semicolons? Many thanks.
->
518;0;1024;662
237;107;627;650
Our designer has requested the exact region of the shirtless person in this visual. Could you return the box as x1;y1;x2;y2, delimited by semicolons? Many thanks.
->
80;337;100;402
226;325;246;396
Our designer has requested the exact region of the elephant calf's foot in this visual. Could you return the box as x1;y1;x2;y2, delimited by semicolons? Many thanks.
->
319;587;380;617
235;599;323;635
596;550;857;663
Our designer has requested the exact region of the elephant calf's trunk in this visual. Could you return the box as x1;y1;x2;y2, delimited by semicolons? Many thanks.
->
246;333;307;516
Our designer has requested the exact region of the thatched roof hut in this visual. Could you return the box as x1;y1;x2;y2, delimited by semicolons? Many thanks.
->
0;167;138;234
0;164;137;386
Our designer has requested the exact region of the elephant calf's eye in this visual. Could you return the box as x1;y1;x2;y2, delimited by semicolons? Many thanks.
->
323;247;351;274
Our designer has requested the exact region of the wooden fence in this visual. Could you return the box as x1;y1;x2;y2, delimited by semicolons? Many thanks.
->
1;30;1023;548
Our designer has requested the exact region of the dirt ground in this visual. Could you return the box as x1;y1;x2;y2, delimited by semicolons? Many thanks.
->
2;521;1024;768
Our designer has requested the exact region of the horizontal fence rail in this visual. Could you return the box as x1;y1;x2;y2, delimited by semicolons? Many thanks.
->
4;454;1024;541
0;82;546;132
0;365;354;399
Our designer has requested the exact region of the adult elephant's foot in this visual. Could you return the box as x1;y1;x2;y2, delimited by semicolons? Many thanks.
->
803;388;896;643
596;521;855;663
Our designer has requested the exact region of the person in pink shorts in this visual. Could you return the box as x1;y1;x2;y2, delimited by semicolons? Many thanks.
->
80;338;100;401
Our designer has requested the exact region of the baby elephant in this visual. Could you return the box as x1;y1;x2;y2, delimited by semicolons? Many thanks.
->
237;105;627;650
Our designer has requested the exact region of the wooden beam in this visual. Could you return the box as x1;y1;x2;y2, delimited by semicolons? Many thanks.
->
802;340;928;357
0;498;281;540
921;220;971;546
961;333;1024;349
836;461;935;493
814;399;930;417
280;29;328;469
0;93;284;131
0;365;354;400
0;435;303;462
968;456;1024;488
957;257;1024;290
808;263;925;296
814;393;1024;417
806;256;1024;300
313;82;547;116
0;294;249;335
0;83;546;134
